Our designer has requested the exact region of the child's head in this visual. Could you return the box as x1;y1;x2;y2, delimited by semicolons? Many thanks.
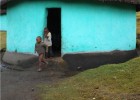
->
44;27;49;36
44;27;49;32
36;36;42;43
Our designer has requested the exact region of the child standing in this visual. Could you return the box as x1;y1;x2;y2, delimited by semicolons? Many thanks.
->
43;28;53;58
35;36;48;72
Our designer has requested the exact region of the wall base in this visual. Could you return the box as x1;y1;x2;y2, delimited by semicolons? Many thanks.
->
2;52;38;68
63;50;138;70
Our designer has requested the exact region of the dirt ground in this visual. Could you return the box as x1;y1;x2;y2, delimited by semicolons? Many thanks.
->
0;52;77;100
1;49;140;100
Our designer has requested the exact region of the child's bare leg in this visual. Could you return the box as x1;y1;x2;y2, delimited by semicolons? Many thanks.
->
38;54;43;72
41;55;48;64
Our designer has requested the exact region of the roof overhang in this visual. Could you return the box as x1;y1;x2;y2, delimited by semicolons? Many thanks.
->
0;0;140;14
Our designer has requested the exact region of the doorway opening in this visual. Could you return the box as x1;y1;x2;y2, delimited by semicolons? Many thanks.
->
47;8;61;56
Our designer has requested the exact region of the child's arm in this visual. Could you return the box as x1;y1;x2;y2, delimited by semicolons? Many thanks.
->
35;44;37;53
47;32;51;41
41;42;47;47
41;43;48;52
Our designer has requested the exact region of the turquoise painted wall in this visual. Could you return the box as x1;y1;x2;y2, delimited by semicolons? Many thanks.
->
62;2;136;54
7;1;62;53
7;1;136;54
0;15;7;31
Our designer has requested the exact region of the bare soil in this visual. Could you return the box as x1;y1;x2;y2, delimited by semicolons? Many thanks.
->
1;49;139;100
0;52;78;100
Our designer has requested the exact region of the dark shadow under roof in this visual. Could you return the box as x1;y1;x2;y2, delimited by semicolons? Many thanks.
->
0;0;140;14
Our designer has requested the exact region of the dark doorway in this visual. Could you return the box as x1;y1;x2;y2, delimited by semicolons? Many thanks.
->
47;8;61;56
136;5;140;12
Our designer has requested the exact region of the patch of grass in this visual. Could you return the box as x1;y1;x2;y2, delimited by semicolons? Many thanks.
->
39;57;140;100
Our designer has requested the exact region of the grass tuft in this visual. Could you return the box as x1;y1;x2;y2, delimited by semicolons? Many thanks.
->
39;57;140;100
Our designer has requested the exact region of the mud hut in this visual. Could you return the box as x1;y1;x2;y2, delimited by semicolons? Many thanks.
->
0;0;139;69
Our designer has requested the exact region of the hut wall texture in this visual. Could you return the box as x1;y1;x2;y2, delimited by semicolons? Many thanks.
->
4;0;136;54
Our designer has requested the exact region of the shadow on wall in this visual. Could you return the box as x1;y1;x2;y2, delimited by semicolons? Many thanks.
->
8;0;134;11
63;50;138;70
59;0;135;11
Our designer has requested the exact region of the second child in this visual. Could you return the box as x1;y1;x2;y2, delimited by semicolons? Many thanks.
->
35;36;48;72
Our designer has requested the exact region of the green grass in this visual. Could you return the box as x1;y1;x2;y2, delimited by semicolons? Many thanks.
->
39;57;140;100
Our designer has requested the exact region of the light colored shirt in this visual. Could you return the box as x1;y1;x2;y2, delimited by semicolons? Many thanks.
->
44;32;52;46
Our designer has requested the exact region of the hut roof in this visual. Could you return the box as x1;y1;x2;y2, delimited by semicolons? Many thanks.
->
101;0;140;4
0;0;140;5
0;0;140;14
